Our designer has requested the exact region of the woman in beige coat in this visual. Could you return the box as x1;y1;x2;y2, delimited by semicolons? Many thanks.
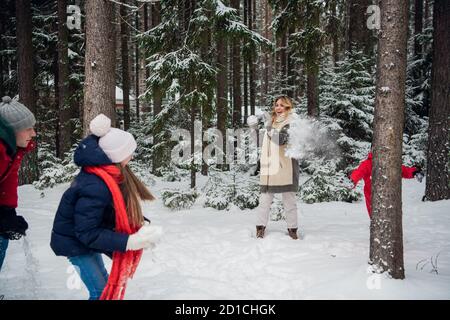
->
247;96;299;239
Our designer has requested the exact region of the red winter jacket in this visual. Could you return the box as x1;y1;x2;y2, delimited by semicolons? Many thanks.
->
350;152;417;218
0;139;36;208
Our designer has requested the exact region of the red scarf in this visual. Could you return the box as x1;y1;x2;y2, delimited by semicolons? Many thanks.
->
84;165;143;300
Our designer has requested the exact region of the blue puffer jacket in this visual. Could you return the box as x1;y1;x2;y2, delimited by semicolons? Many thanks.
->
50;135;129;257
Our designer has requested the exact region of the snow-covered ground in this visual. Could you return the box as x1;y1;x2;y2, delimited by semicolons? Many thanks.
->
1;176;449;300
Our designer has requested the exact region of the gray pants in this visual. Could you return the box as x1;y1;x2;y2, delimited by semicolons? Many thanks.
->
255;192;298;228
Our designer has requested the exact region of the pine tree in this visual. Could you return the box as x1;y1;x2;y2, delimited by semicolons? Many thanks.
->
320;50;375;168
140;0;271;185
271;0;325;116
370;0;409;280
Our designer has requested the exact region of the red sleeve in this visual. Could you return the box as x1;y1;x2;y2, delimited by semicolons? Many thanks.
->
350;159;370;185
0;142;10;178
401;165;416;179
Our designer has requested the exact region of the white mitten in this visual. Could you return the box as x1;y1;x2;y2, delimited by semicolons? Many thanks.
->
247;115;258;127
140;225;163;244
126;224;161;251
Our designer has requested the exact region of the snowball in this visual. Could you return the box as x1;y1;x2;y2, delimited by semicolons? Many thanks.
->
247;115;258;127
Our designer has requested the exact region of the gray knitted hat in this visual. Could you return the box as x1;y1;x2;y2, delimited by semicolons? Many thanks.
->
0;96;36;132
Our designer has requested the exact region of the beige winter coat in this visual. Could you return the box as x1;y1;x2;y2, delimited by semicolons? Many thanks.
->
260;112;299;193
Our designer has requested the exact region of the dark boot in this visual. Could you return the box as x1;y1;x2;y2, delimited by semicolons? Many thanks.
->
256;225;266;238
288;228;298;240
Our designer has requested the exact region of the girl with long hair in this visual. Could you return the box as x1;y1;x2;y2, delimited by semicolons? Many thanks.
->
51;114;159;300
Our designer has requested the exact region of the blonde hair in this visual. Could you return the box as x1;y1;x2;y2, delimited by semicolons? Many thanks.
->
116;164;155;228
271;95;294;123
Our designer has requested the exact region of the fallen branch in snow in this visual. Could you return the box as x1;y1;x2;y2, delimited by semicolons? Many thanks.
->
416;251;442;275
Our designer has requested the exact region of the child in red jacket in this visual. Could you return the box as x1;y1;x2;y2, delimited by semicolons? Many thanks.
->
350;152;423;218
0;96;36;272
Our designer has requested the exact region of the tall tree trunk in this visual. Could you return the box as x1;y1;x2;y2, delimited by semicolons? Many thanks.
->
370;0;408;279
217;32;228;170
229;41;233;120
139;2;149;113
348;0;374;55
120;1;131;130
249;0;257;113
190;95;197;188
344;0;351;52
151;1;162;116
231;0;242;128
262;0;271;99
424;0;450;201
16;0;38;184
83;0;116;135
331;0;340;66
144;2;150;82
201;29;212;176
306;4;319;118
243;0;249;124
423;0;432;53
54;35;60;157
243;64;248;124
286;27;296;98
306;71;318;117
414;0;423;58
57;0;71;159
424;0;430;26
0;16;4;97
135;2;140;122
151;1;164;175
280;31;288;91
184;0;197;186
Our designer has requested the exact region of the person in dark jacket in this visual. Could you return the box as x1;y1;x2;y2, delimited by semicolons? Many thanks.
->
0;96;36;272
51;114;160;300
350;151;424;218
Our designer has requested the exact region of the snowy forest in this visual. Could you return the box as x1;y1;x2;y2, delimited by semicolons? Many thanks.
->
0;0;449;300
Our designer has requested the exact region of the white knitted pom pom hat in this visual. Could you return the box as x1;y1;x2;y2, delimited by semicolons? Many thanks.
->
89;114;137;163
